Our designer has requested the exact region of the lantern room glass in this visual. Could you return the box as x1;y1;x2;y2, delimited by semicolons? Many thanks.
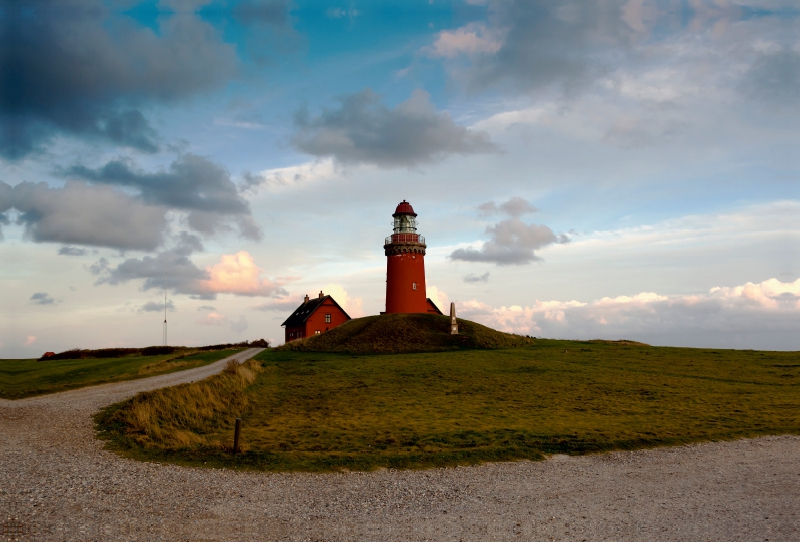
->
393;215;417;234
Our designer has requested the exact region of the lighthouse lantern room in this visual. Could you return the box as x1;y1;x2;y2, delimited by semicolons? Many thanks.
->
384;200;429;313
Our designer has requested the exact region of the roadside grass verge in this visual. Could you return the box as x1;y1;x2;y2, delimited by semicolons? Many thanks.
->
96;340;800;472
0;349;245;399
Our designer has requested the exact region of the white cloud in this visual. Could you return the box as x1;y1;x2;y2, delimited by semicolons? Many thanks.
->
24;335;37;347
427;284;450;313
198;251;283;297
426;24;503;58
252;158;340;192
321;284;364;318
456;278;800;349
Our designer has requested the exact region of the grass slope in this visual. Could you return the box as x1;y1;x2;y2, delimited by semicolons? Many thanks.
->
278;313;533;354
96;340;800;472
0;349;245;399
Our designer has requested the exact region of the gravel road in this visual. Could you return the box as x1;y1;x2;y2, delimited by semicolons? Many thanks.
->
2;348;798;541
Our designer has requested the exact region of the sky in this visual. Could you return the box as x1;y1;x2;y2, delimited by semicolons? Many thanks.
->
1;0;798;357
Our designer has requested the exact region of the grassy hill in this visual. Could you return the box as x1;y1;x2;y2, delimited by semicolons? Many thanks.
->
0;348;246;399
278;313;533;354
96;340;800;472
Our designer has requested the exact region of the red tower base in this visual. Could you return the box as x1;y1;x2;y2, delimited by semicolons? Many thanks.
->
385;250;427;313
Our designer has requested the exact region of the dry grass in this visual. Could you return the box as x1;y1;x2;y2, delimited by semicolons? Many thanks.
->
99;358;262;451
97;341;800;472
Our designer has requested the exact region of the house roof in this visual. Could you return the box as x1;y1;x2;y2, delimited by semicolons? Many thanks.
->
281;295;351;328
426;298;444;315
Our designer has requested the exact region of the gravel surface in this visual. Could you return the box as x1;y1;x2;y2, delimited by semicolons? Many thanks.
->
2;347;798;541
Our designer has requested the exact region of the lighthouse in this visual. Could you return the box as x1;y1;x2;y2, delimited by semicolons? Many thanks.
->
384;200;429;313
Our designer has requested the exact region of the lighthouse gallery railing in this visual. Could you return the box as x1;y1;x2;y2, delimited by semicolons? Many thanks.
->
385;234;425;245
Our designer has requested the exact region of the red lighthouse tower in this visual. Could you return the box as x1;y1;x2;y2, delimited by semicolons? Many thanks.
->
384;200;428;313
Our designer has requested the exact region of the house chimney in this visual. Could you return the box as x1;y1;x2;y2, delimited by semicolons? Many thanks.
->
303;294;310;304
319;290;324;298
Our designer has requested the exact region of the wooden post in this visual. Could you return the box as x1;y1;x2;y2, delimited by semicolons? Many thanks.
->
233;418;242;454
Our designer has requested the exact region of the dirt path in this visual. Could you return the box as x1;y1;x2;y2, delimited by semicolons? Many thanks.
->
1;348;798;541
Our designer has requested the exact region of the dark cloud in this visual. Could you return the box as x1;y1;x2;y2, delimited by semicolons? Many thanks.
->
462;0;634;95
12;181;167;250
478;197;536;217
95;236;210;295
450;218;569;265
197;305;217;312
463;271;490;283
292;89;496;168
58;246;88;256
0;0;238;159
140;300;176;313
0;181;11;240
64;153;261;240
93;233;285;300
30;292;55;305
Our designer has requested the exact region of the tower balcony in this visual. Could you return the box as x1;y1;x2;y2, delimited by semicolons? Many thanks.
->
385;233;425;245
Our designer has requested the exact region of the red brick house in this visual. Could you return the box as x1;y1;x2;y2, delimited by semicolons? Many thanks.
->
282;291;351;343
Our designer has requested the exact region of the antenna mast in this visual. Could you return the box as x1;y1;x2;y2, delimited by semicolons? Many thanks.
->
163;261;168;347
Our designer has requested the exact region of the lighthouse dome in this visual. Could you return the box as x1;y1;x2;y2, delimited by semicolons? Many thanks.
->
393;200;417;217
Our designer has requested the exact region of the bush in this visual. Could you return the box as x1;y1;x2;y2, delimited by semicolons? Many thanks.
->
141;346;176;356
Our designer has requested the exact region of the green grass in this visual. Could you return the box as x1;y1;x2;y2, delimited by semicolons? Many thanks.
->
0;349;245;399
278;313;533;354
96;339;800;472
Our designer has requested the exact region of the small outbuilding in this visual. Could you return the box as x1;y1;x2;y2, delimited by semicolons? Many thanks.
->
281;291;351;343
426;298;443;315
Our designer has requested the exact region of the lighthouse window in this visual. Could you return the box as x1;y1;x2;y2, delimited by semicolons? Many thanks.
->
325;313;331;323
412;282;417;290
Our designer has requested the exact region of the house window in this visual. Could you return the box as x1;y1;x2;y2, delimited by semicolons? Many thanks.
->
412;282;417;290
315;330;321;335
325;313;331;323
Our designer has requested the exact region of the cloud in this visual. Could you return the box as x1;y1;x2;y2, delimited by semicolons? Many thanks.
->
0;0;238;159
241;158;339;193
442;0;637;95
97;242;286;300
64;154;261;240
58;246;87;256
0;181;11;240
197;312;249;334
139;300;176;313
426;23;502;58
24;336;37;347
451;218;569;265
201;251;285;297
427;285;450;314
456;278;800;349
742;50;800;108
321;284;364;317
197;305;217;312
478;196;536;217
463;271;490;283
30;292;55;305
326;7;360;19
11;181;167;251
292;89;496;168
